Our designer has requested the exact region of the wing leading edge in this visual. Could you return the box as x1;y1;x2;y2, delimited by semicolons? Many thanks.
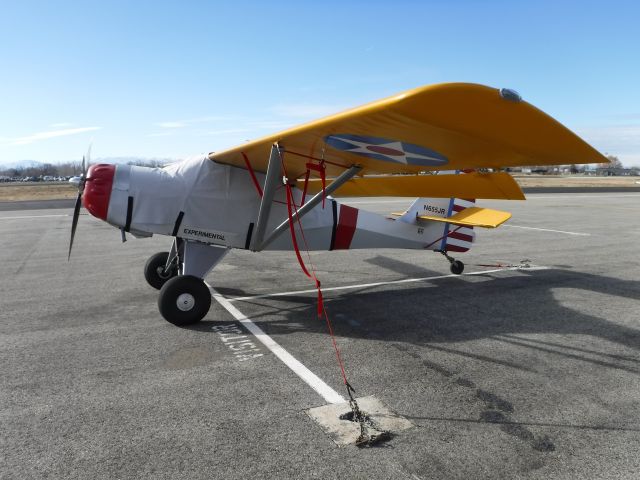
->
209;83;608;180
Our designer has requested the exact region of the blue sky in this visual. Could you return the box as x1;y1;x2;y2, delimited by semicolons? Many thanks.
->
1;0;638;166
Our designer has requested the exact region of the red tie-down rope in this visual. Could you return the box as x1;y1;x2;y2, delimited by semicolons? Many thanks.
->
276;148;353;393
281;156;393;445
304;161;326;208
284;182;352;390
243;151;313;208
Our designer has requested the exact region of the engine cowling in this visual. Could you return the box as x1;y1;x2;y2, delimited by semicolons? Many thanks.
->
83;164;115;221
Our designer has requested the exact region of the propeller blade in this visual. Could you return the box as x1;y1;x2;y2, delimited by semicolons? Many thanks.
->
68;192;82;260
84;143;92;175
69;143;93;260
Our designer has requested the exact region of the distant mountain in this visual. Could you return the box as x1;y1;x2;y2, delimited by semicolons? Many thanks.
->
2;160;45;169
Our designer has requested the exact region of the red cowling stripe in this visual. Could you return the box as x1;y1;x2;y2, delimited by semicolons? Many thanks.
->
333;205;358;249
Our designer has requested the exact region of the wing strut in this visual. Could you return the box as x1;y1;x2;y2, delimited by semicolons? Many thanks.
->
250;143;362;252
250;144;283;251
262;164;361;250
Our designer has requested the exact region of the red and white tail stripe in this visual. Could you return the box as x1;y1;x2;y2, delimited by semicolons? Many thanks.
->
445;197;475;252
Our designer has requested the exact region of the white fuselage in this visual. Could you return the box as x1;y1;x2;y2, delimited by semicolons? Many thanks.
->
85;155;469;253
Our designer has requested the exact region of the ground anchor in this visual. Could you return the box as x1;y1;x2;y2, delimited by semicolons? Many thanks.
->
306;396;414;447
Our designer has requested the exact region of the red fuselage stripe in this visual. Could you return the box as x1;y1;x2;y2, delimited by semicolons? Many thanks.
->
333;205;358;250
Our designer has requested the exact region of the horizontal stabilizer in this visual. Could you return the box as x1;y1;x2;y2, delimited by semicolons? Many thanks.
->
300;172;525;200
418;207;511;228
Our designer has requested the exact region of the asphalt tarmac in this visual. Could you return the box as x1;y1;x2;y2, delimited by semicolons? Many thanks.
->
1;192;639;479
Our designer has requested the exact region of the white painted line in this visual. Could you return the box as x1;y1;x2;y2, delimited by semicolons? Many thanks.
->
208;284;346;405
344;193;640;204
503;224;590;236
229;266;549;302
0;214;69;220
527;194;640;199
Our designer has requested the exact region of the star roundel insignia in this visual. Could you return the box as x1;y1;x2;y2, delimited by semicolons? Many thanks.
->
324;134;448;166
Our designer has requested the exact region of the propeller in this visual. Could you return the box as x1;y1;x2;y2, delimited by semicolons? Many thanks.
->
67;145;91;260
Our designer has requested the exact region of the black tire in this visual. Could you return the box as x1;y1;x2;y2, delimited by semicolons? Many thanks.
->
450;260;464;275
158;275;211;326
144;251;177;290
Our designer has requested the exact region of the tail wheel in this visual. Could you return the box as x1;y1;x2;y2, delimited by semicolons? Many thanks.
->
158;275;211;326
144;251;177;290
450;260;464;275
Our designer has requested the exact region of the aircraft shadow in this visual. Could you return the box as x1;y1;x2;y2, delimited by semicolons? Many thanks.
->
210;263;640;365
202;258;640;447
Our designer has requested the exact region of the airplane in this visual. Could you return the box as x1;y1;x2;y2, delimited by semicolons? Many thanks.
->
67;83;607;327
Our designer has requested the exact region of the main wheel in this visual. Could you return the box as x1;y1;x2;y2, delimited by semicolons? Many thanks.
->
158;275;211;326
144;251;177;290
450;260;464;275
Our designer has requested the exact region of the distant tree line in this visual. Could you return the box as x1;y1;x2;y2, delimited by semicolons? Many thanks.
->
0;159;170;179
507;155;638;174
0;162;81;178
3;156;637;180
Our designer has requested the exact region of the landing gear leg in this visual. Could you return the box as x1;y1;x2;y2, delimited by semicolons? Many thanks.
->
437;249;464;275
143;239;182;289
144;251;178;289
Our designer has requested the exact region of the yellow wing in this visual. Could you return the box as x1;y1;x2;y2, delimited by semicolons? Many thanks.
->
209;83;607;179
